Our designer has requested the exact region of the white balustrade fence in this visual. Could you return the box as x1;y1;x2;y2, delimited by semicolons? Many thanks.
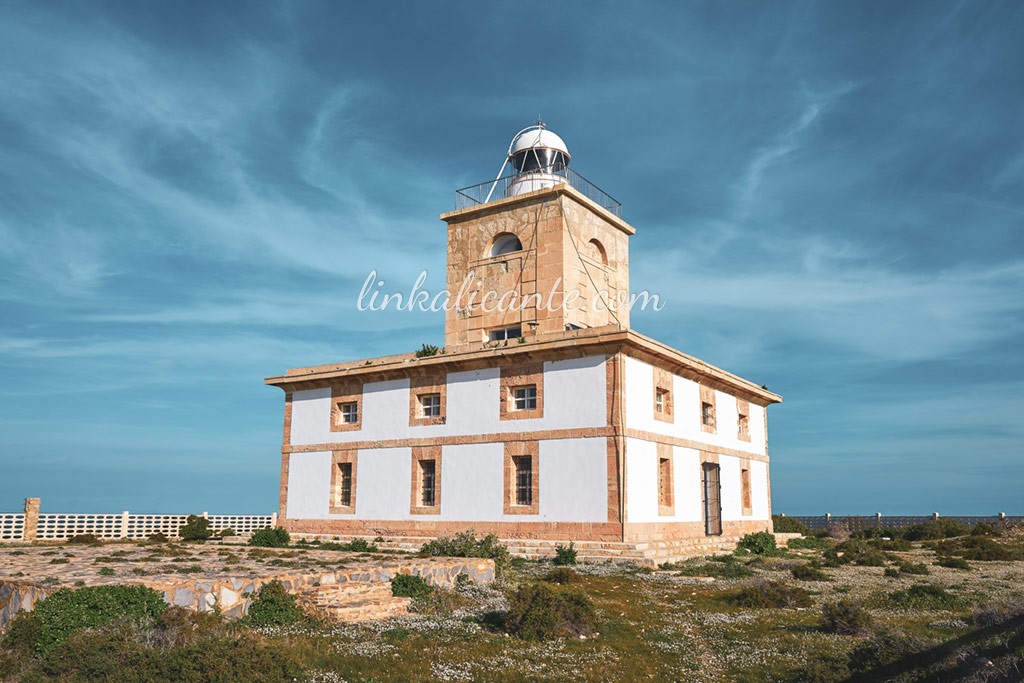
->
0;514;25;541
0;503;276;542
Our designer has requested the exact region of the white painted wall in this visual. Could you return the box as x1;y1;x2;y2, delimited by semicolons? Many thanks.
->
286;438;608;523
288;355;608;447
623;444;770;524
622;355;767;457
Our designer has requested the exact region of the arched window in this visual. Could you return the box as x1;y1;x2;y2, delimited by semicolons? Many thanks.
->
489;233;523;257
586;238;607;265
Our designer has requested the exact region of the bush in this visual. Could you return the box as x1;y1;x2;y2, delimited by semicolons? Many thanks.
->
847;627;932;674
246;581;304;626
821;599;873;635
178;515;212;542
543;567;582;584
1;611;41;656
98;567;115;576
248;527;291;548
897;560;930;575
732;580;812;609
902;518;970;541
887;583;961;609
772;515;809;535
884;567;901;578
930;536;1016;561
30;584;167;653
790;652;851;683
787;536;831;550
146;532;169;543
554;542;577;566
738;531;777;555
791;560;830;582
936;556;971;570
218;527;235;537
506;583;598;640
420;530;511;572
824;523;851;542
415;343;441;358
391;574;433;599
67;534;101;545
970;522;997;536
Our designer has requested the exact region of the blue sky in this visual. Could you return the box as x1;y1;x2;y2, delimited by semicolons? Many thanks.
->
1;1;1022;515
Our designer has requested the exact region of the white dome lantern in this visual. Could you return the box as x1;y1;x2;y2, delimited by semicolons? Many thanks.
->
505;123;570;198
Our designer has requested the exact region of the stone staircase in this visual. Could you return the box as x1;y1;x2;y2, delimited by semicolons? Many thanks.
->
298;581;411;623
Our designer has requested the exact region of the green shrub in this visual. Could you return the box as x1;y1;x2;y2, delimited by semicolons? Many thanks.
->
30;584;167;653
675;556;755;579
543;567;582;584
821;599;873;635
391;574;433;599
936;556;971;570
420;530;511;572
847;627;932;674
884;567;901;578
218;527;235;537
98;567;115;576
772;515;809;535
178;515;212;542
67;534;101;545
554;542;577;566
897;560;930;575
506;583;598;640
887;583;960;609
738;531;777;555
732;580;812;609
790;652;851;683
32;627;303;681
146;532;169;543
902;519;970;541
930;536;1016;561
248;527;291;548
787;536;831;550
791;560;830;582
970;522;997;536
246;581;304;626
415;343;441;357
822;547;846;568
1;611;41;656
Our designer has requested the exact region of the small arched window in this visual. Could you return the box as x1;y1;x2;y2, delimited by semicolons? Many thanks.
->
489;233;523;257
586;238;608;265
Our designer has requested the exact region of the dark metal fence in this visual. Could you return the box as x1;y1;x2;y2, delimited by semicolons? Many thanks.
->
455;168;622;218
780;513;1024;531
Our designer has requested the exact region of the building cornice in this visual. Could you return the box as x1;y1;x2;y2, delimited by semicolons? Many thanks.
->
265;326;781;406
440;183;637;236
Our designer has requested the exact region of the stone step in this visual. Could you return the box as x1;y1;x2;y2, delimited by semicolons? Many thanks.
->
298;582;410;623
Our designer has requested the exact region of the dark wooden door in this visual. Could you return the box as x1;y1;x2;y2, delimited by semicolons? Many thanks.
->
703;463;722;536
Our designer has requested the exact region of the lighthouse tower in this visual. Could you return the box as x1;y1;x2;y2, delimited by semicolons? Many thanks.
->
442;124;634;349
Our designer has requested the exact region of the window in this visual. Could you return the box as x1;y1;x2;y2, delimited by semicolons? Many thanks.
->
701;402;715;428
410;446;441;513
699;385;716;434
337;462;353;507
653;368;674;423
741;464;752;515
659;454;675;511
329;450;357;514
513;386;537;411
489;233;523;257
339;402;358;424
489;326;522;342
420;394;441;417
655;389;668;413
419;460;436;507
330;383;362;432
737;398;751;442
514;456;533;506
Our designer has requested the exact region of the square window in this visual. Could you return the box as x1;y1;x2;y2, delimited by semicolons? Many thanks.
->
339;402;359;424
420;394;441;417
513;386;537;411
513;456;533;506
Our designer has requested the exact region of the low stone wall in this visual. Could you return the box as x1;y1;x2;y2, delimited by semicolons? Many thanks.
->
0;545;494;632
